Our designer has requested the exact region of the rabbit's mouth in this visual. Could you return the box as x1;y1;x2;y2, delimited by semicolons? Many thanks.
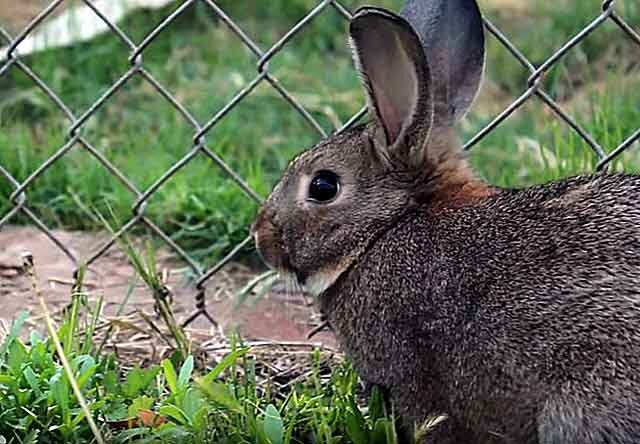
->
261;250;346;298
276;256;306;287
254;225;358;297
253;221;313;293
267;256;312;295
253;207;353;297
254;235;295;278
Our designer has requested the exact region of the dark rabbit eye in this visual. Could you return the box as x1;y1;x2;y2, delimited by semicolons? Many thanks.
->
308;171;340;202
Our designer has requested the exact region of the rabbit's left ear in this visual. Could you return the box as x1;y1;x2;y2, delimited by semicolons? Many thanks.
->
349;8;434;167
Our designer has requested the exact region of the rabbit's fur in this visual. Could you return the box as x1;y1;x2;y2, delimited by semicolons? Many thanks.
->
252;0;640;442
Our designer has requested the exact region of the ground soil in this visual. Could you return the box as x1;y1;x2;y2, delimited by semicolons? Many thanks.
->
0;225;336;347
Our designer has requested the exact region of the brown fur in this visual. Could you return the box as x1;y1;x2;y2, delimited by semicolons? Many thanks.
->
252;1;640;442
432;180;497;209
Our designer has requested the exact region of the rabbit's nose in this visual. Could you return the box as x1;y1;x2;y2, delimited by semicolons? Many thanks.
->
250;220;259;237
250;221;263;249
252;205;277;234
252;210;286;270
252;207;276;250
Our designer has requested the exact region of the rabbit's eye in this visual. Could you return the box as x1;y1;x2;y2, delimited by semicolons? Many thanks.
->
308;171;339;203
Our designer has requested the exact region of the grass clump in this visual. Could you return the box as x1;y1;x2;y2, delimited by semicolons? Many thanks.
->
0;238;401;444
0;309;398;443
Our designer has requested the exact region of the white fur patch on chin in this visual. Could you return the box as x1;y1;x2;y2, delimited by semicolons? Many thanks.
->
303;269;339;297
279;259;354;297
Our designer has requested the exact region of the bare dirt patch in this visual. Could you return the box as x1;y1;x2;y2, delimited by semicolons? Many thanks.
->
0;225;336;346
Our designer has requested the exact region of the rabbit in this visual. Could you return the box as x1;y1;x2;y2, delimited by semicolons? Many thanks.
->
252;0;640;442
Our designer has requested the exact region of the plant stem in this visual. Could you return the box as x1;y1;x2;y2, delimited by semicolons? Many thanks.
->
22;253;106;444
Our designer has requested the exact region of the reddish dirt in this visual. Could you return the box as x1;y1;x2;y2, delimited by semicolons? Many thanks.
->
0;225;336;346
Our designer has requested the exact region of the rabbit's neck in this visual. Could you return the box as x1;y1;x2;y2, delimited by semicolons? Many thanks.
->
317;210;452;385
417;126;496;203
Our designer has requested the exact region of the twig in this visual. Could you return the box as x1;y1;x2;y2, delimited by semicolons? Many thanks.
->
306;320;330;339
204;340;338;351
48;277;98;288
22;252;106;444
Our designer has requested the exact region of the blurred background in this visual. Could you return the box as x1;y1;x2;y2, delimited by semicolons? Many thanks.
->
0;0;639;333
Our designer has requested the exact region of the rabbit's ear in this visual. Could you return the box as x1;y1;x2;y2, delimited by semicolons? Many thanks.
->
349;8;434;161
401;0;485;126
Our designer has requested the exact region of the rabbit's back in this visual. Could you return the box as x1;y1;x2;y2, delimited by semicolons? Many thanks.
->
443;173;640;442
321;173;640;443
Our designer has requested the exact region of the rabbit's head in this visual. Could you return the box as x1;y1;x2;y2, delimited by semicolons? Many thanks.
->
253;0;488;295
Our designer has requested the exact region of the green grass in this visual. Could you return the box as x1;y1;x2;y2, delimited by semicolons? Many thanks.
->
0;244;402;444
0;313;398;444
0;0;639;265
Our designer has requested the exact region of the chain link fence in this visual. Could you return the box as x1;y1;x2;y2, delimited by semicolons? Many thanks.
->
1;0;639;327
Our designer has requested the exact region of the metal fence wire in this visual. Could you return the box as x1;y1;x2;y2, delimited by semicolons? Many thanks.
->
1;0;639;327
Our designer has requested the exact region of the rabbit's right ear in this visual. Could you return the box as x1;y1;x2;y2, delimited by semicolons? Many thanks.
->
349;8;434;168
401;0;485;126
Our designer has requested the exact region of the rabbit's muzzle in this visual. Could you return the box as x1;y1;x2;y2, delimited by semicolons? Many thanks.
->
252;207;292;272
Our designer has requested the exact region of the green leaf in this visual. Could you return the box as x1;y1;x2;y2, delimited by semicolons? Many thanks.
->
371;418;395;444
181;387;205;423
103;401;128;421
30;341;48;368
159;404;190;426
178;355;194;389
196;380;243;414
75;361;98;391
0;311;28;356
0;374;15;386
22;366;41;396
162;359;179;394
7;340;27;376
129;395;155;418
122;366;160;398
29;330;42;346
21;429;39;444
345;410;367;444
102;368;118;394
367;385;385;423
200;348;249;385
150;422;189;440
49;372;70;421
262;404;283;444
74;355;96;375
70;409;88;429
349;395;367;427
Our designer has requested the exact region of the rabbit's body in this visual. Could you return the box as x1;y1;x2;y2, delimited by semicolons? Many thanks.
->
252;0;640;441
320;173;640;443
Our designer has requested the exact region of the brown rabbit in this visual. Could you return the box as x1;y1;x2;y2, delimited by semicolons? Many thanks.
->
253;0;640;442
